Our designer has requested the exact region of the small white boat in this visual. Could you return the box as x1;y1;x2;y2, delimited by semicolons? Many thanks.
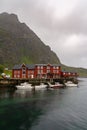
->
20;82;28;86
64;81;78;87
16;82;32;90
35;83;47;90
47;82;64;89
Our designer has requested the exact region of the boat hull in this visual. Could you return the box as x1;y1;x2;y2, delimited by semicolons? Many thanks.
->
64;81;78;87
16;82;32;90
47;82;64;89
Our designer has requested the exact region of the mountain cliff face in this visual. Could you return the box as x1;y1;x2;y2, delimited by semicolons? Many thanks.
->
0;12;61;67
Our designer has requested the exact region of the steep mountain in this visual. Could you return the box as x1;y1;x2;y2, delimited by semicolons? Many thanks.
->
0;12;87;77
0;12;60;67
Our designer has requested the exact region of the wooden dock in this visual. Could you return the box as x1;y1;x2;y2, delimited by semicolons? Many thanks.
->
0;77;78;88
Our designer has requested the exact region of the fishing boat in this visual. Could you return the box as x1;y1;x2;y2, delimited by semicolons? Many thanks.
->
64;81;78;87
47;82;64;89
16;82;32;90
35;83;47;90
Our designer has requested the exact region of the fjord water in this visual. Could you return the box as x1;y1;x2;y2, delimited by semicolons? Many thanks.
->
0;78;87;130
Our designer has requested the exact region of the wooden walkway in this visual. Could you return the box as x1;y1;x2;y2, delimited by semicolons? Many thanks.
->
0;77;78;87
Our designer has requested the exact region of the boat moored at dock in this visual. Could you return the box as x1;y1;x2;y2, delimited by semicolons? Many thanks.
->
34;83;47;90
47;82;64;89
16;82;33;90
64;81;78;87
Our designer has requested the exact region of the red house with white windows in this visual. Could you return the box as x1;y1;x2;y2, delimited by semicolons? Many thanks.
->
12;63;61;79
61;71;78;78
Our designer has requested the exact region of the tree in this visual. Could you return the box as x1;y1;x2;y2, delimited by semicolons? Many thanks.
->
0;64;4;74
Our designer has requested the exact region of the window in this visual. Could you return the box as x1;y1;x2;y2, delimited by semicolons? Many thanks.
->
22;67;26;75
47;66;50;70
14;75;16;78
47;66;50;73
53;69;57;73
57;67;59;69
23;71;26;74
41;66;43;69
53;66;55;69
38;66;40;69
17;75;20;78
41;69;43;74
22;67;26;70
47;69;50;73
38;69;41;74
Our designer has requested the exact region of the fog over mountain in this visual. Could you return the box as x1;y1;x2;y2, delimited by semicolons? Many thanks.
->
0;0;87;68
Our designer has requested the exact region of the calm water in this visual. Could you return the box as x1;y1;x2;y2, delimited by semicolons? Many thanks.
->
0;78;87;130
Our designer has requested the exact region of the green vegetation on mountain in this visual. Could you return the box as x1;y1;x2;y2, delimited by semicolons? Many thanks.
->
0;64;4;74
0;12;60;68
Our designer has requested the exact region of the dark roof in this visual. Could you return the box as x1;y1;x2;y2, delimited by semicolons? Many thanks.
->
62;70;77;73
35;64;47;66
13;64;22;69
35;64;60;67
13;64;35;70
26;64;35;69
52;64;61;67
13;63;61;69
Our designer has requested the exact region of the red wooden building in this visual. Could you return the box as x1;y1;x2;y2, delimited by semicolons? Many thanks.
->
61;71;78;78
12;63;61;79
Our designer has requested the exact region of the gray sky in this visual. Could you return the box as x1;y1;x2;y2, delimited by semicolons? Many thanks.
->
0;0;87;68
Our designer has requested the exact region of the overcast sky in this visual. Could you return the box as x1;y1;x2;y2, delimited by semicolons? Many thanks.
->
0;0;87;68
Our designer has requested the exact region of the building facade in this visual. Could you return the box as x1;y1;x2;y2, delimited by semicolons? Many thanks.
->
61;71;78;78
12;63;61;79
